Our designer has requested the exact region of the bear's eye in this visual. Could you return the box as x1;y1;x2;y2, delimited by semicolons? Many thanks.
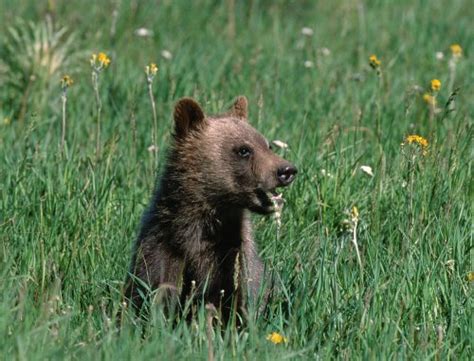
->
237;146;252;159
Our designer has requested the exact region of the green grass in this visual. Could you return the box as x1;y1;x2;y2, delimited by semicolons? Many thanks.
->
0;0;472;359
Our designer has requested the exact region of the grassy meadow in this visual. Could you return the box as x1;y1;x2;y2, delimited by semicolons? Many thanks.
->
0;0;473;359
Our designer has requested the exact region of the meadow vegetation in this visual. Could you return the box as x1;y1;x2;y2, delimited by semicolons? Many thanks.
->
0;1;472;359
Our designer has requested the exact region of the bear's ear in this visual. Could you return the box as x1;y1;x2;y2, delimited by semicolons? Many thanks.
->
173;98;205;139
228;96;248;120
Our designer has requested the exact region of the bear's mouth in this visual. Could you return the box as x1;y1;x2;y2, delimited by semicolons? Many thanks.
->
252;189;282;214
269;190;284;207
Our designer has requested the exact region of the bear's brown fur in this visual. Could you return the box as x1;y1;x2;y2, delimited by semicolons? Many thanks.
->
124;96;297;322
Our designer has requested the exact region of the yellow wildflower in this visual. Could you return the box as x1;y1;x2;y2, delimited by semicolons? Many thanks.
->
450;44;462;58
467;272;474;282
369;54;381;69
266;332;288;345
351;206;359;221
403;134;428;148
430;79;441;92
402;135;429;156
91;52;111;69
150;63;158;75
423;93;436;106
145;63;159;77
3;117;11;125
61;75;73;88
97;52;111;67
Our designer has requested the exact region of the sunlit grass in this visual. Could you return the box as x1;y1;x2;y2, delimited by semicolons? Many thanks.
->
0;0;472;359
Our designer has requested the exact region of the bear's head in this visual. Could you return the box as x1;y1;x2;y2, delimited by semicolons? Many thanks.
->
172;96;297;214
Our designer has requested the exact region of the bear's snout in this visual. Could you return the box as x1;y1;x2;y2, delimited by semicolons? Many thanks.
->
277;164;297;186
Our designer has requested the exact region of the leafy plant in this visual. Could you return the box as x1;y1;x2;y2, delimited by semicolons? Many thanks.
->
0;16;81;121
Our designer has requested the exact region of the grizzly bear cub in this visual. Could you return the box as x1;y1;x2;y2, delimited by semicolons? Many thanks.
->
124;96;297;322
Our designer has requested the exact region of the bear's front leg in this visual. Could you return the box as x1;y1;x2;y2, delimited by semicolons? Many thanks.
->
125;241;183;316
240;239;268;316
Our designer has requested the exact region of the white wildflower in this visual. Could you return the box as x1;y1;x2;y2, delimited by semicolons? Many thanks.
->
360;165;374;177
320;47;331;56
272;193;285;233
445;259;455;272
296;39;305;49
272;140;288;149
321;169;333;178
301;27;314;36
161;50;173;60
435;51;444;60
304;60;314;68
134;27;154;37
147;144;158;153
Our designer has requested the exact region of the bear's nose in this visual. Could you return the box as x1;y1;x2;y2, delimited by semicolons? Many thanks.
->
277;165;297;186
